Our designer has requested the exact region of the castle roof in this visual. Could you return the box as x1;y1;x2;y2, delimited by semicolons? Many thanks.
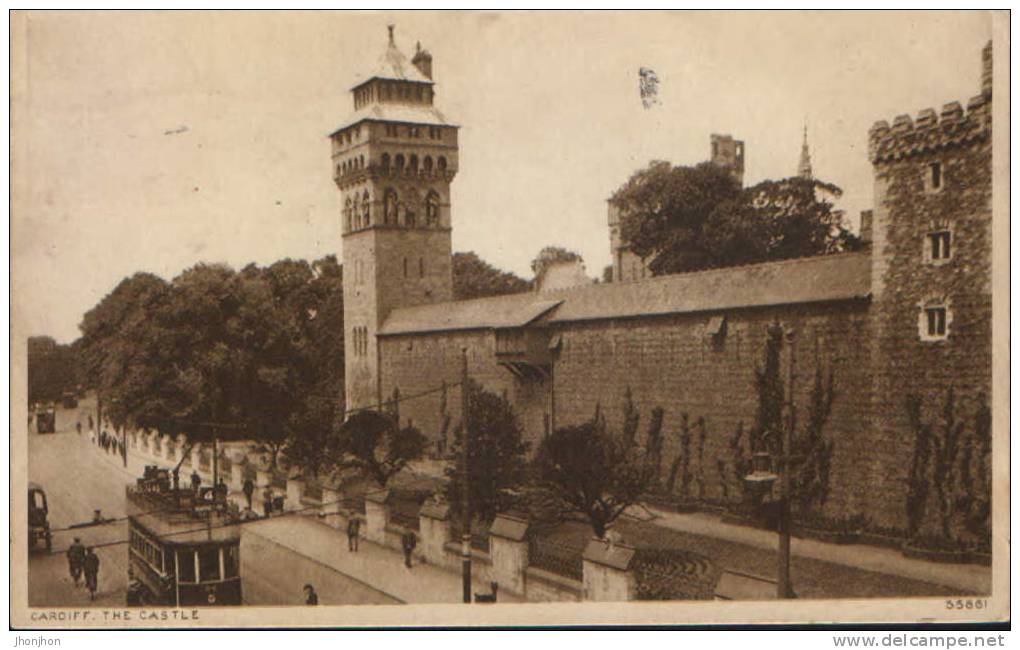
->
351;30;432;89
378;251;872;336
330;102;455;137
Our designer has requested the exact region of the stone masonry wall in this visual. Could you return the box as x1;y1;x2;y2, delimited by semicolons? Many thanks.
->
380;299;875;521
550;302;874;520
379;330;551;456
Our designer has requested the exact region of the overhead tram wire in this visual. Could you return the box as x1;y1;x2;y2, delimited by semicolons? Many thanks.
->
136;380;465;432
43;497;349;557
53;379;469;553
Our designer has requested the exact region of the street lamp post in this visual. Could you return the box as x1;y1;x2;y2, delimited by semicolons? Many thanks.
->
778;327;797;599
741;325;797;600
459;347;472;603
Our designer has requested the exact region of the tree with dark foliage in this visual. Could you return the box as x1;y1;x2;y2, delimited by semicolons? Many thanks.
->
536;407;657;539
28;336;79;404
328;410;426;488
452;251;530;300
612;161;859;276
444;380;529;524
530;246;584;278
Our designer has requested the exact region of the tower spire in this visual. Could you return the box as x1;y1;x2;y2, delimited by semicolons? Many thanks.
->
798;120;813;179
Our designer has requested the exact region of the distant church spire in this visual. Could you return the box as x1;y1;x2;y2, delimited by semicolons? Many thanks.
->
798;121;813;179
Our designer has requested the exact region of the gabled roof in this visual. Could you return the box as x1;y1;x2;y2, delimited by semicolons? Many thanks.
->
378;252;872;336
351;39;432;89
379;293;560;336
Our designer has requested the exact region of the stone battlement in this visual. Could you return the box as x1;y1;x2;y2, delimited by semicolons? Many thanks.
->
868;97;990;164
868;41;992;164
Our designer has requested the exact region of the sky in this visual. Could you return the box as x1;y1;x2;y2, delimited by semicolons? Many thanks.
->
12;10;993;343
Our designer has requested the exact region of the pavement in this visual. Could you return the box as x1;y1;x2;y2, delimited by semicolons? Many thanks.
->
246;514;521;604
640;507;991;595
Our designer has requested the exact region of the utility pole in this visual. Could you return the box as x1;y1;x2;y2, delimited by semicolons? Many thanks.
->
778;328;796;599
460;347;472;603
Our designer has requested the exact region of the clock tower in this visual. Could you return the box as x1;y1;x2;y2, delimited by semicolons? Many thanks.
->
331;26;459;413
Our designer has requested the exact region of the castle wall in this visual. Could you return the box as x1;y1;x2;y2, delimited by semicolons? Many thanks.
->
380;298;882;522
378;330;551;456
549;302;874;521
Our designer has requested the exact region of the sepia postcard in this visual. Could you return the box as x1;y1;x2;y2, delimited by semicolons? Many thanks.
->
9;10;1010;628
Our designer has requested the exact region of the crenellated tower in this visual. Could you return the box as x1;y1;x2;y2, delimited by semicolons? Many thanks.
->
331;26;460;413
864;41;992;531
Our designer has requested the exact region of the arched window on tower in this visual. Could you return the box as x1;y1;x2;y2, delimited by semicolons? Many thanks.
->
409;155;419;173
344;197;352;232
362;190;371;226
437;156;448;173
423;156;433;174
352;195;361;230
381;153;390;171
395;154;405;172
359;154;365;169
425;191;440;227
384;189;398;225
335;164;342;180
404;191;418;228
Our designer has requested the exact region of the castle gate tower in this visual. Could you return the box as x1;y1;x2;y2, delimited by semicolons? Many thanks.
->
331;26;460;413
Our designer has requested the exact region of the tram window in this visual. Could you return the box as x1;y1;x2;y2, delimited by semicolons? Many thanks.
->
165;550;176;576
178;549;196;583
223;545;239;579
154;548;163;573
199;547;221;582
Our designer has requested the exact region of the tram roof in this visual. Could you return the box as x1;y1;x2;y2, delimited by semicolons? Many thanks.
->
131;511;240;545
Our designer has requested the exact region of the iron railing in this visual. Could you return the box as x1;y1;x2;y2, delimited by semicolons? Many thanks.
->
528;535;583;581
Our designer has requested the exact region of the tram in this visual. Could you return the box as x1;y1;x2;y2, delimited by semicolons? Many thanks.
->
125;467;242;606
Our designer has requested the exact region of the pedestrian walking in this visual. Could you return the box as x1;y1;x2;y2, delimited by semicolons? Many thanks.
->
262;487;274;517
191;470;201;493
67;537;86;587
347;516;361;552
242;478;255;509
215;478;228;504
76;421;82;435
303;583;319;605
401;529;417;568
83;547;100;601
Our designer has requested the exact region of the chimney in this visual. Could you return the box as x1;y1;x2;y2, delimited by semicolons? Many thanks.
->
412;41;433;80
981;40;992;100
859;210;873;246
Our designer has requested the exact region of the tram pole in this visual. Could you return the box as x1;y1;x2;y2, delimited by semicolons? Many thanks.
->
460;348;471;604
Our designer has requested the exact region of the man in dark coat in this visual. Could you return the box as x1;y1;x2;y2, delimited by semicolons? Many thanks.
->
242;478;255;509
191;470;201;493
67;537;85;586
83;547;100;601
347;516;361;552
401;530;417;568
304;583;319;605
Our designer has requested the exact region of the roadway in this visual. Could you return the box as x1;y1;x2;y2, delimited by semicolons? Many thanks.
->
27;414;136;607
